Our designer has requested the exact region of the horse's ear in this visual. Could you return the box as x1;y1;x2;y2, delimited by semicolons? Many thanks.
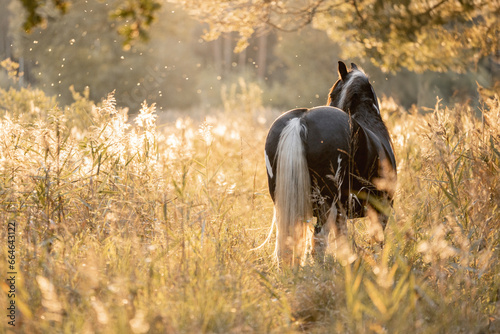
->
338;61;348;81
351;63;358;70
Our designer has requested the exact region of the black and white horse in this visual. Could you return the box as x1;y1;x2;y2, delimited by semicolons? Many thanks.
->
264;61;396;265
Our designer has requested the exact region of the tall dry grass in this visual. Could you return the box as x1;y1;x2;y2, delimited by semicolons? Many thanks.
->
0;84;499;333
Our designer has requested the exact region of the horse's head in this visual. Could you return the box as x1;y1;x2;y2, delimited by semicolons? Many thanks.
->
328;61;380;115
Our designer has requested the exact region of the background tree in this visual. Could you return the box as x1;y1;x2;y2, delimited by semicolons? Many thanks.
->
16;0;160;50
6;0;497;111
16;0;499;73
171;0;499;73
9;0;201;110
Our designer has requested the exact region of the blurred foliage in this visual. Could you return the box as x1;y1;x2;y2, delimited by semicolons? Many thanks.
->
110;0;161;50
5;0;497;111
314;0;499;73
0;58;23;81
0;84;499;333
175;0;499;73
9;0;201;111
19;0;69;32
17;0;159;49
16;0;499;73
0;86;57;121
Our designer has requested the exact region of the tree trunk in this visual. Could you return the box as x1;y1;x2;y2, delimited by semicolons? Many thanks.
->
223;32;232;75
257;31;268;80
213;37;222;76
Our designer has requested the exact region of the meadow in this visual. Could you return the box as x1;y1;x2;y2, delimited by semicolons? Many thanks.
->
0;84;499;333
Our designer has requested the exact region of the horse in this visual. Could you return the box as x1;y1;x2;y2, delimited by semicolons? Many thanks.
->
263;61;397;266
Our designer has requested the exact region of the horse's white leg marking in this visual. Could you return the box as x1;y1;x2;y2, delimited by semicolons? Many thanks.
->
265;150;274;179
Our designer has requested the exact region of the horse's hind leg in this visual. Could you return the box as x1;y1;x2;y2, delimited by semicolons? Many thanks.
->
312;203;356;264
330;206;357;265
366;205;388;253
311;204;335;262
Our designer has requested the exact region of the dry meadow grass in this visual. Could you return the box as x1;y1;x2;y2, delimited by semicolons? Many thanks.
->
0;85;499;333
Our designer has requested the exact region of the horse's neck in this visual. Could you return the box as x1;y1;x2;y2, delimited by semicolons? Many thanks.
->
352;105;396;170
351;106;391;143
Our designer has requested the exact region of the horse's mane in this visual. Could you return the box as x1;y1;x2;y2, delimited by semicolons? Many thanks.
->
342;69;393;149
338;69;368;111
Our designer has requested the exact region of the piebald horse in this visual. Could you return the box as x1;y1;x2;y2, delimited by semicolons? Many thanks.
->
264;61;396;265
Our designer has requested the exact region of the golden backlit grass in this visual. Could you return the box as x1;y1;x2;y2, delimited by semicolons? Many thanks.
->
0;86;499;333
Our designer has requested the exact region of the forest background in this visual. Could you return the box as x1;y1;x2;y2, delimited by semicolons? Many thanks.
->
1;0;498;113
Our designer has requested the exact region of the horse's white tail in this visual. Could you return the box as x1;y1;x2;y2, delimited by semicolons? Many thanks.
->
274;117;313;266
